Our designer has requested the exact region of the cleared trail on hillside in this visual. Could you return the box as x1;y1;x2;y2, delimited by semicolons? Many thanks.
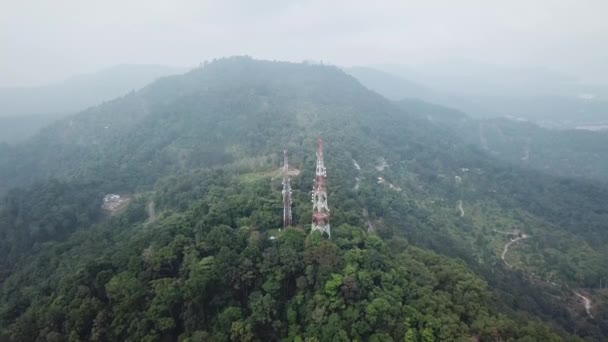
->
366;218;375;234
501;234;529;268
495;230;596;318
362;208;375;234
574;291;594;319
353;159;361;190
495;229;520;235
145;200;157;225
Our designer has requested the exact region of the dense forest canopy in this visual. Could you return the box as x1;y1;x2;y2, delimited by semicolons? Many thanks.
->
1;57;607;341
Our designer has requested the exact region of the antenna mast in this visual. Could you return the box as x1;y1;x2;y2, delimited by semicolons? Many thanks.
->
311;138;330;237
282;150;292;230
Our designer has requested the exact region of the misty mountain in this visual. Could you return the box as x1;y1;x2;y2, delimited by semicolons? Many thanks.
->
0;115;61;144
431;94;608;127
392;99;608;184
0;64;188;118
342;66;431;100
351;63;608;128
377;60;580;97
0;64;187;143
343;67;608;183
1;57;607;341
460;117;608;183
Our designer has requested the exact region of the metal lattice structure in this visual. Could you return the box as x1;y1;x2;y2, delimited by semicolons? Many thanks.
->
311;138;330;237
282;150;292;230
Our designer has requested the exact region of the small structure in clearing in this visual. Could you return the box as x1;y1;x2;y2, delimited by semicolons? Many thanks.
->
102;193;131;214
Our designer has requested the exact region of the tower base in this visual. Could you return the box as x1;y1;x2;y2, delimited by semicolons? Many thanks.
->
311;223;331;237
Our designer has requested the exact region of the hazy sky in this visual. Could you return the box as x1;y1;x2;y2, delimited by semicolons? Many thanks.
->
2;0;607;86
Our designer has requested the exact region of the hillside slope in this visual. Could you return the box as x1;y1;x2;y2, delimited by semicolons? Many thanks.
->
1;57;607;340
458;117;608;183
343;67;431;100
348;65;608;128
393;98;608;184
0;64;187;143
0;64;187;118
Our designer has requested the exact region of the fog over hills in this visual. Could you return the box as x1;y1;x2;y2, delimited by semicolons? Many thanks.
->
0;64;187;118
1;57;608;340
352;63;608;129
343;67;432;100
3;1;608;340
377;60;582;97
0;64;187;143
2;60;606;146
346;66;608;183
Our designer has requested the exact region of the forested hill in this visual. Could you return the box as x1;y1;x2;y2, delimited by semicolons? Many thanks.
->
0;65;187;144
455;116;608;184
1;57;403;193
392;98;608;184
347;67;608;184
1;57;608;340
0;64;186;118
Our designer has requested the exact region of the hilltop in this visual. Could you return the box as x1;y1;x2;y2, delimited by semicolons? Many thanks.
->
1;57;607;340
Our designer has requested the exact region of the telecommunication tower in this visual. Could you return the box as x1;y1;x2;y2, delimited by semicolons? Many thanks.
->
282;150;292;230
311;138;330;237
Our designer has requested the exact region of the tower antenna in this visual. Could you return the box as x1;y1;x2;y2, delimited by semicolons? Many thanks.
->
282;150;292;230
311;138;330;237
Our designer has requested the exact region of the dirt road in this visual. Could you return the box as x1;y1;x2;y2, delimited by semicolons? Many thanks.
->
145;200;157;225
501;234;529;268
574;291;594;319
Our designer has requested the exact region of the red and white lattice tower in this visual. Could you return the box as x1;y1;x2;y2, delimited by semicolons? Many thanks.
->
282;150;292;230
311;138;330;237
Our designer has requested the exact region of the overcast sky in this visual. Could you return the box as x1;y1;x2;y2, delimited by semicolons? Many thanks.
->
2;0;607;86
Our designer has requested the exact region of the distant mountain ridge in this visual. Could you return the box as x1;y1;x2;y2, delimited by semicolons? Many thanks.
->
342;66;431;100
348;63;608;127
0;64;188;118
0;64;188;143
